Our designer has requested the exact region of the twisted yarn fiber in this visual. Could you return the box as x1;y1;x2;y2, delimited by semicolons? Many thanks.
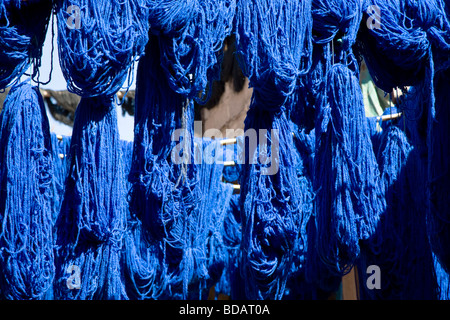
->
191;139;235;299
358;0;450;91
235;0;314;300
128;36;185;243
313;63;385;275
50;133;71;225
54;96;127;300
128;0;235;298
149;0;236;102
359;0;450;276
308;0;385;276
56;0;150;97
0;81;54;299
358;113;439;299
0;0;53;89
128;36;199;300
119;138;166;300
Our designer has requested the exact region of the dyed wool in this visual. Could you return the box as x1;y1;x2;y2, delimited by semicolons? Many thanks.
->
129;35;208;299
358;114;439;299
149;0;236;102
309;0;385;276
0;0;53;89
235;0;314;299
127;0;235;299
50;133;71;225
186;139;235;299
55;0;149;97
0;81;54;299
54;96;128;300
359;0;450;281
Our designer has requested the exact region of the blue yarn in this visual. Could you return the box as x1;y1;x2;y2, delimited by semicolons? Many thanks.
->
235;0;314;300
427;66;450;275
122;217;167;300
0;81;55;299
357;99;445;299
313;63;385;275
54;96;128;300
55;0;149;97
357;0;450;92
434;253;450;300
357;123;414;299
187;139;235;299
305;0;386;277
239;109;314;300
128;35;207;299
128;36;187;245
360;0;450;281
215;193;244;299
0;0;53;89
121;137;168;300
150;0;236;103
129;0;236;297
50;133;71;225
285;127;342;299
312;0;362;55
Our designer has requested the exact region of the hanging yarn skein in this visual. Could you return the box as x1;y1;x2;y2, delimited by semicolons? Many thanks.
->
149;0;236;102
358;111;440;300
0;0;53;89
184;138;235;299
128;36;197;300
358;0;450;93
54;96;128;300
55;0;150;97
50;133;71;225
313;63;385;275
53;0;152;300
235;0;314;300
127;0;236;299
0;81;55;300
358;0;450;274
309;0;385;276
427;66;450;275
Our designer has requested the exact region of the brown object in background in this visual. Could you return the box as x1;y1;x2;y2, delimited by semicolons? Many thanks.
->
342;266;360;300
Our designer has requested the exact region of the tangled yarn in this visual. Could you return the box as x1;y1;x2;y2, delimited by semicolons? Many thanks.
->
0;81;54;299
54;96;127;300
150;0;236;102
55;0;150;97
235;0;315;300
0;0;53;89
